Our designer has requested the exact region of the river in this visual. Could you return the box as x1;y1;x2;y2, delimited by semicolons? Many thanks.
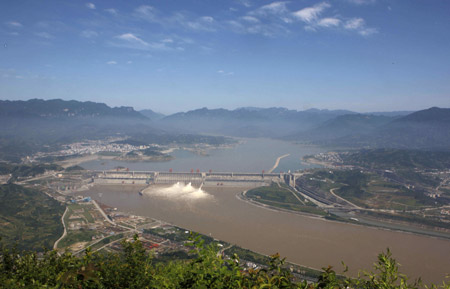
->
83;184;450;284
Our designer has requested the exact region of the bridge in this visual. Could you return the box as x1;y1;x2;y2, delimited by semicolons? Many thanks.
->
93;170;299;188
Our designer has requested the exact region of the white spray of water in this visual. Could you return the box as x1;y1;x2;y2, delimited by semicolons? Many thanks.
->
143;182;212;200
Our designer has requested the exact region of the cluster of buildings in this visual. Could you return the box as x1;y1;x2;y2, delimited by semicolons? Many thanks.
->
56;139;150;156
29;137;157;162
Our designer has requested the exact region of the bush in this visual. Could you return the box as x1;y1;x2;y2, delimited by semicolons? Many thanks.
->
1;235;449;288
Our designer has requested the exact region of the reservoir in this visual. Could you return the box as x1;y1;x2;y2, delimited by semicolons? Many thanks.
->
79;138;324;173
84;184;450;284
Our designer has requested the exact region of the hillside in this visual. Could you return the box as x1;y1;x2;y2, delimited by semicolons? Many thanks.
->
0;184;64;251
395;107;450;123
355;107;450;150
286;114;395;141
290;107;450;150
139;109;165;121
341;149;450;170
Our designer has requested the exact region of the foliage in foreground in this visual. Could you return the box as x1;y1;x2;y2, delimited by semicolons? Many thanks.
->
1;235;449;289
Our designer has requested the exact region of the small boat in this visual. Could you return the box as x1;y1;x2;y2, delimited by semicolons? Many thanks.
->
138;191;143;196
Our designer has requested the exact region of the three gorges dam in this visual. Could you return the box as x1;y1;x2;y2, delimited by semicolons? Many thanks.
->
93;170;299;188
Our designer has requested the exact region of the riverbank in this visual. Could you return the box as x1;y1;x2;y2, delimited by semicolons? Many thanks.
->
240;187;450;241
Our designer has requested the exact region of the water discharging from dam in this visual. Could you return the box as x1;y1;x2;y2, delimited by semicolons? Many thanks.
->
142;182;212;200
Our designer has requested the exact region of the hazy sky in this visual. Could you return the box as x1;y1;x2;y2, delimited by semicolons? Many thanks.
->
1;0;449;113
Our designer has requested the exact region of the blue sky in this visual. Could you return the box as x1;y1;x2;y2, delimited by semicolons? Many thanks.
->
1;0;449;113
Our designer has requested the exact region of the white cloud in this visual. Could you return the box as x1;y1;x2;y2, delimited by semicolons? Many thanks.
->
107;61;117;65
304;25;317;32
105;8;118;15
116;33;149;48
127;61;132;64
317;17;340;27
293;2;330;23
236;0;252;7
231;1;293;36
162;38;174;43
187;16;216;31
343;18;377;36
346;0;376;5
358;27;378;36
80;30;98;38
227;19;288;37
113;33;176;51
86;3;96;10
344;18;364;30
135;5;159;22
6;21;23;28
135;5;216;33
258;2;289;15
217;70;234;76
251;1;292;23
241;16;260;23
201;16;214;23
35;32;53;39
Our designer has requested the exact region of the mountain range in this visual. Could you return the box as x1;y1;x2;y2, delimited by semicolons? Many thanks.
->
0;99;144;119
160;107;356;137
0;99;449;162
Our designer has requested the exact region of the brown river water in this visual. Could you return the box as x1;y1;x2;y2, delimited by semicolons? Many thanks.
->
83;184;450;284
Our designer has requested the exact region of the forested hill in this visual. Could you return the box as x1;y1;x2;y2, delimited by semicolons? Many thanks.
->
0;184;64;251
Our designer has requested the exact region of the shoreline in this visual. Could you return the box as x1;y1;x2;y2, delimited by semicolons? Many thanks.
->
238;189;450;241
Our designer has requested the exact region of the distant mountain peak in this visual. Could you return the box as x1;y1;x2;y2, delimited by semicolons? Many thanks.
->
395;107;450;123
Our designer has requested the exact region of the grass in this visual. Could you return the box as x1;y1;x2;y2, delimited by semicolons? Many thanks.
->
58;229;98;248
89;233;125;251
58;203;100;248
300;170;438;210
82;210;95;223
246;182;327;216
66;203;95;223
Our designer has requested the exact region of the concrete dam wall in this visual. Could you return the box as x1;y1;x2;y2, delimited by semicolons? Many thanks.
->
93;170;284;187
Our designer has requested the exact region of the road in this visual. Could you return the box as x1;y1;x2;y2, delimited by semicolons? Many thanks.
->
53;206;69;251
329;188;362;209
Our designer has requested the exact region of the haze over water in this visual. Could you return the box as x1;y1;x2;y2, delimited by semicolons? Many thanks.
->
80;138;324;172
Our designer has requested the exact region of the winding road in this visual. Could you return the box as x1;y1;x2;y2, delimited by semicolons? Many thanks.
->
53;206;69;251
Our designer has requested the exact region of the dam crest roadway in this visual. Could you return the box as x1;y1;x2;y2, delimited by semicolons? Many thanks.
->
93;170;300;188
